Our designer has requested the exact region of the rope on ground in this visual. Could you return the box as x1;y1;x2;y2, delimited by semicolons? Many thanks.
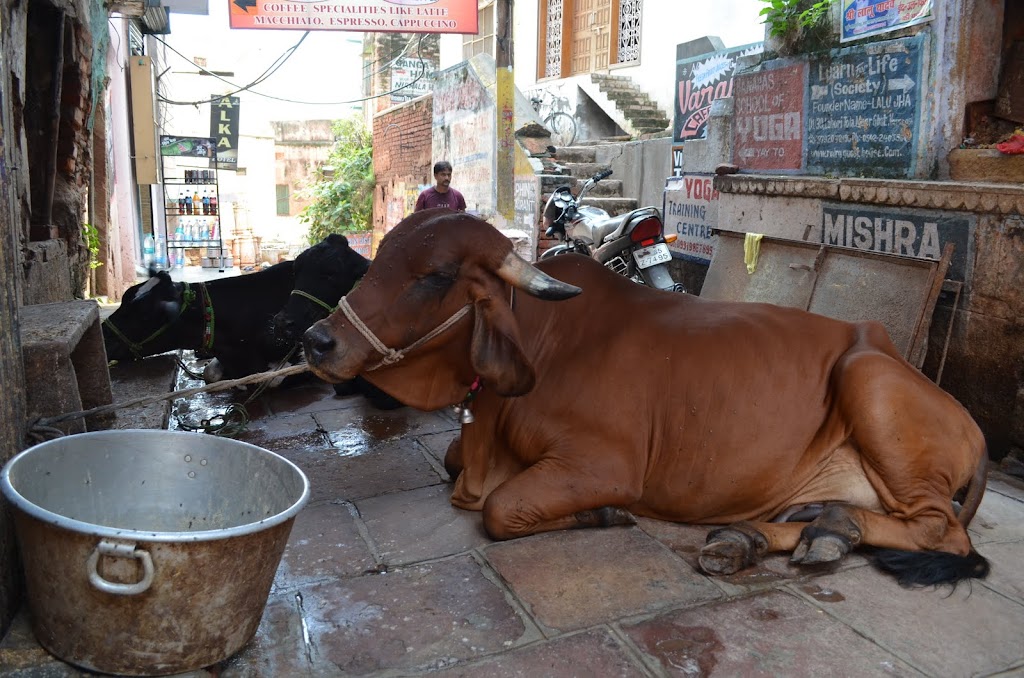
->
175;402;251;438
174;345;302;437
26;362;312;445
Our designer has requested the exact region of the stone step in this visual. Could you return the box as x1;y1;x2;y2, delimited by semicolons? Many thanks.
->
633;118;671;130
540;175;624;196
20;300;114;434
598;87;655;104
551;146;597;163
574;136;632;145
581;196;638;216
560;162;609;178
618;103;665;115
538;195;639;219
590;73;631;83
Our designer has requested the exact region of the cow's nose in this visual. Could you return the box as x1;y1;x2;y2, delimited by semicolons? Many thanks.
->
303;324;336;366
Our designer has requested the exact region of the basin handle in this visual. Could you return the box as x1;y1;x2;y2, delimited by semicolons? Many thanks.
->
87;540;154;596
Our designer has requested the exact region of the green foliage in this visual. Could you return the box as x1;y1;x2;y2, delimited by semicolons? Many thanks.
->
82;222;102;269
759;0;835;38
298;117;374;247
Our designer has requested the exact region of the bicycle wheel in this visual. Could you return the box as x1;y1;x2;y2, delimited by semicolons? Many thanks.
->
544;112;577;148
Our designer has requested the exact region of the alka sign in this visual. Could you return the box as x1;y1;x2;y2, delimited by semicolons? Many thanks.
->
228;0;479;33
210;96;240;170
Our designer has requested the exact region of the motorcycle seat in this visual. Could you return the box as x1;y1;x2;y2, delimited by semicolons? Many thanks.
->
597;206;661;244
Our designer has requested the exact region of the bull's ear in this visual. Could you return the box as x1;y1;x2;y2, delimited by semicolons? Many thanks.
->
470;297;535;396
157;280;187;320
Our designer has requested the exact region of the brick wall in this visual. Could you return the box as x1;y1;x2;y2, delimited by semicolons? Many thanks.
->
371;95;434;246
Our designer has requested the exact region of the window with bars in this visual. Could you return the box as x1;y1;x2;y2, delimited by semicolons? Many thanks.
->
276;184;290;216
463;2;496;59
538;0;642;79
617;0;642;65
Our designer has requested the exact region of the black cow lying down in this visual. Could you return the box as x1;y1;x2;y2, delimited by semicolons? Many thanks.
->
102;235;403;408
273;234;403;410
103;260;296;381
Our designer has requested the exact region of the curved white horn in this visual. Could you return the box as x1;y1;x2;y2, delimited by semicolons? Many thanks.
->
496;251;581;300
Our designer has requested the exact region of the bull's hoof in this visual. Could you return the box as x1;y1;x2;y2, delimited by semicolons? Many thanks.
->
699;540;753;575
791;528;854;566
699;525;768;576
791;507;860;566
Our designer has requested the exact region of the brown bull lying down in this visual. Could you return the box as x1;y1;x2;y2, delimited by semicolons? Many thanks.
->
303;208;989;587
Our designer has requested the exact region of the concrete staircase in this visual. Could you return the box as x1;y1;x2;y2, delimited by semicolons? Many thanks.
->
578;73;671;138
536;144;638;258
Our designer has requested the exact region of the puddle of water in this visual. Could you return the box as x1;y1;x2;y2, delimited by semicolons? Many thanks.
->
170;352;239;432
324;412;413;456
328;427;372;457
800;583;846;602
359;413;411;440
722;564;785;586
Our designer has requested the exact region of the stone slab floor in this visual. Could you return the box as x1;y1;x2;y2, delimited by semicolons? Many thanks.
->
2;366;1024;678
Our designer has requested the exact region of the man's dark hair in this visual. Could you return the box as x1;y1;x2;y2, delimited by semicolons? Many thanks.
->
433;161;453;174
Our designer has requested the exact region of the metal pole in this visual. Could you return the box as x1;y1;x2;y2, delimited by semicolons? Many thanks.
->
494;0;515;229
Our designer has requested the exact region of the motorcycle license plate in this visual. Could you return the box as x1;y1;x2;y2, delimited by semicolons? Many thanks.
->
633;243;672;269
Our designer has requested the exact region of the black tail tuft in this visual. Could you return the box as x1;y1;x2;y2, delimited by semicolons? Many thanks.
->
871;548;989;588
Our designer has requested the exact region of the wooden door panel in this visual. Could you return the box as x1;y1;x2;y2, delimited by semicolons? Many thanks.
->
569;0;611;75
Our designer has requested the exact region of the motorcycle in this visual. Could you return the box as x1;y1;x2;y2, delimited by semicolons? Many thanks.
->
540;169;685;292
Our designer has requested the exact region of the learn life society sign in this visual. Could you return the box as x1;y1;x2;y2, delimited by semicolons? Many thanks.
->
229;0;478;33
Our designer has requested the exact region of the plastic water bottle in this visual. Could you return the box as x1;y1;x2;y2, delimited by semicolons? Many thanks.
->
155;235;168;270
143;233;155;268
174;223;186;268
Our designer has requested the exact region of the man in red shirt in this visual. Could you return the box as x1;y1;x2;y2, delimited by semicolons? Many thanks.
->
414;161;467;212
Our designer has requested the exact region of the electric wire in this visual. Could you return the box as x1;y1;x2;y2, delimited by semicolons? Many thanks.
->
153;31;310;106
152;32;434;108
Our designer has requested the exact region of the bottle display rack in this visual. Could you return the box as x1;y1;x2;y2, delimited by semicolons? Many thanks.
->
157;135;228;271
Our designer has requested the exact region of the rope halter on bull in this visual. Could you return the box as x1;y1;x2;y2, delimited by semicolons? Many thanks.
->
103;282;216;379
333;250;581;425
337;296;479;422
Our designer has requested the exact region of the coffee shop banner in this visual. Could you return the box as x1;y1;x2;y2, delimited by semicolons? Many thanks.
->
229;0;478;33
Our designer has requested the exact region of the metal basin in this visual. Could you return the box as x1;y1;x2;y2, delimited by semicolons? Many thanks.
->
0;429;310;676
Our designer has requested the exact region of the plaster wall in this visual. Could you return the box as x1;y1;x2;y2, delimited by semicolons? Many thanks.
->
103;18;145;296
516;0;764;114
442;0;765;120
593;137;673;211
926;0;1004;179
222;134;289;245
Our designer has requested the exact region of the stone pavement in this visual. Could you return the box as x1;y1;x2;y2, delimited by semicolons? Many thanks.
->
3;363;1024;677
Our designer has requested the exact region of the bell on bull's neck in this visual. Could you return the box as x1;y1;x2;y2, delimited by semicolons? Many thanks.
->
453;404;475;424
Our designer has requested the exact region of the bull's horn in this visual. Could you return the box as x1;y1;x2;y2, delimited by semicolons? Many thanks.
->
496;251;582;300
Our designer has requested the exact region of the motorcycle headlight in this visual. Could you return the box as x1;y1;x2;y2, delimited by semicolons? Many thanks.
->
543;187;573;224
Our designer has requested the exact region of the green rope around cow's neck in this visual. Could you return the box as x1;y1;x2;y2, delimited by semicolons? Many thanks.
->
290;289;337;315
198;281;215;351
103;282;199;359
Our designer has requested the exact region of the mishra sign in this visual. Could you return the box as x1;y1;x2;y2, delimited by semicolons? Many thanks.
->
821;203;973;281
228;0;478;33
